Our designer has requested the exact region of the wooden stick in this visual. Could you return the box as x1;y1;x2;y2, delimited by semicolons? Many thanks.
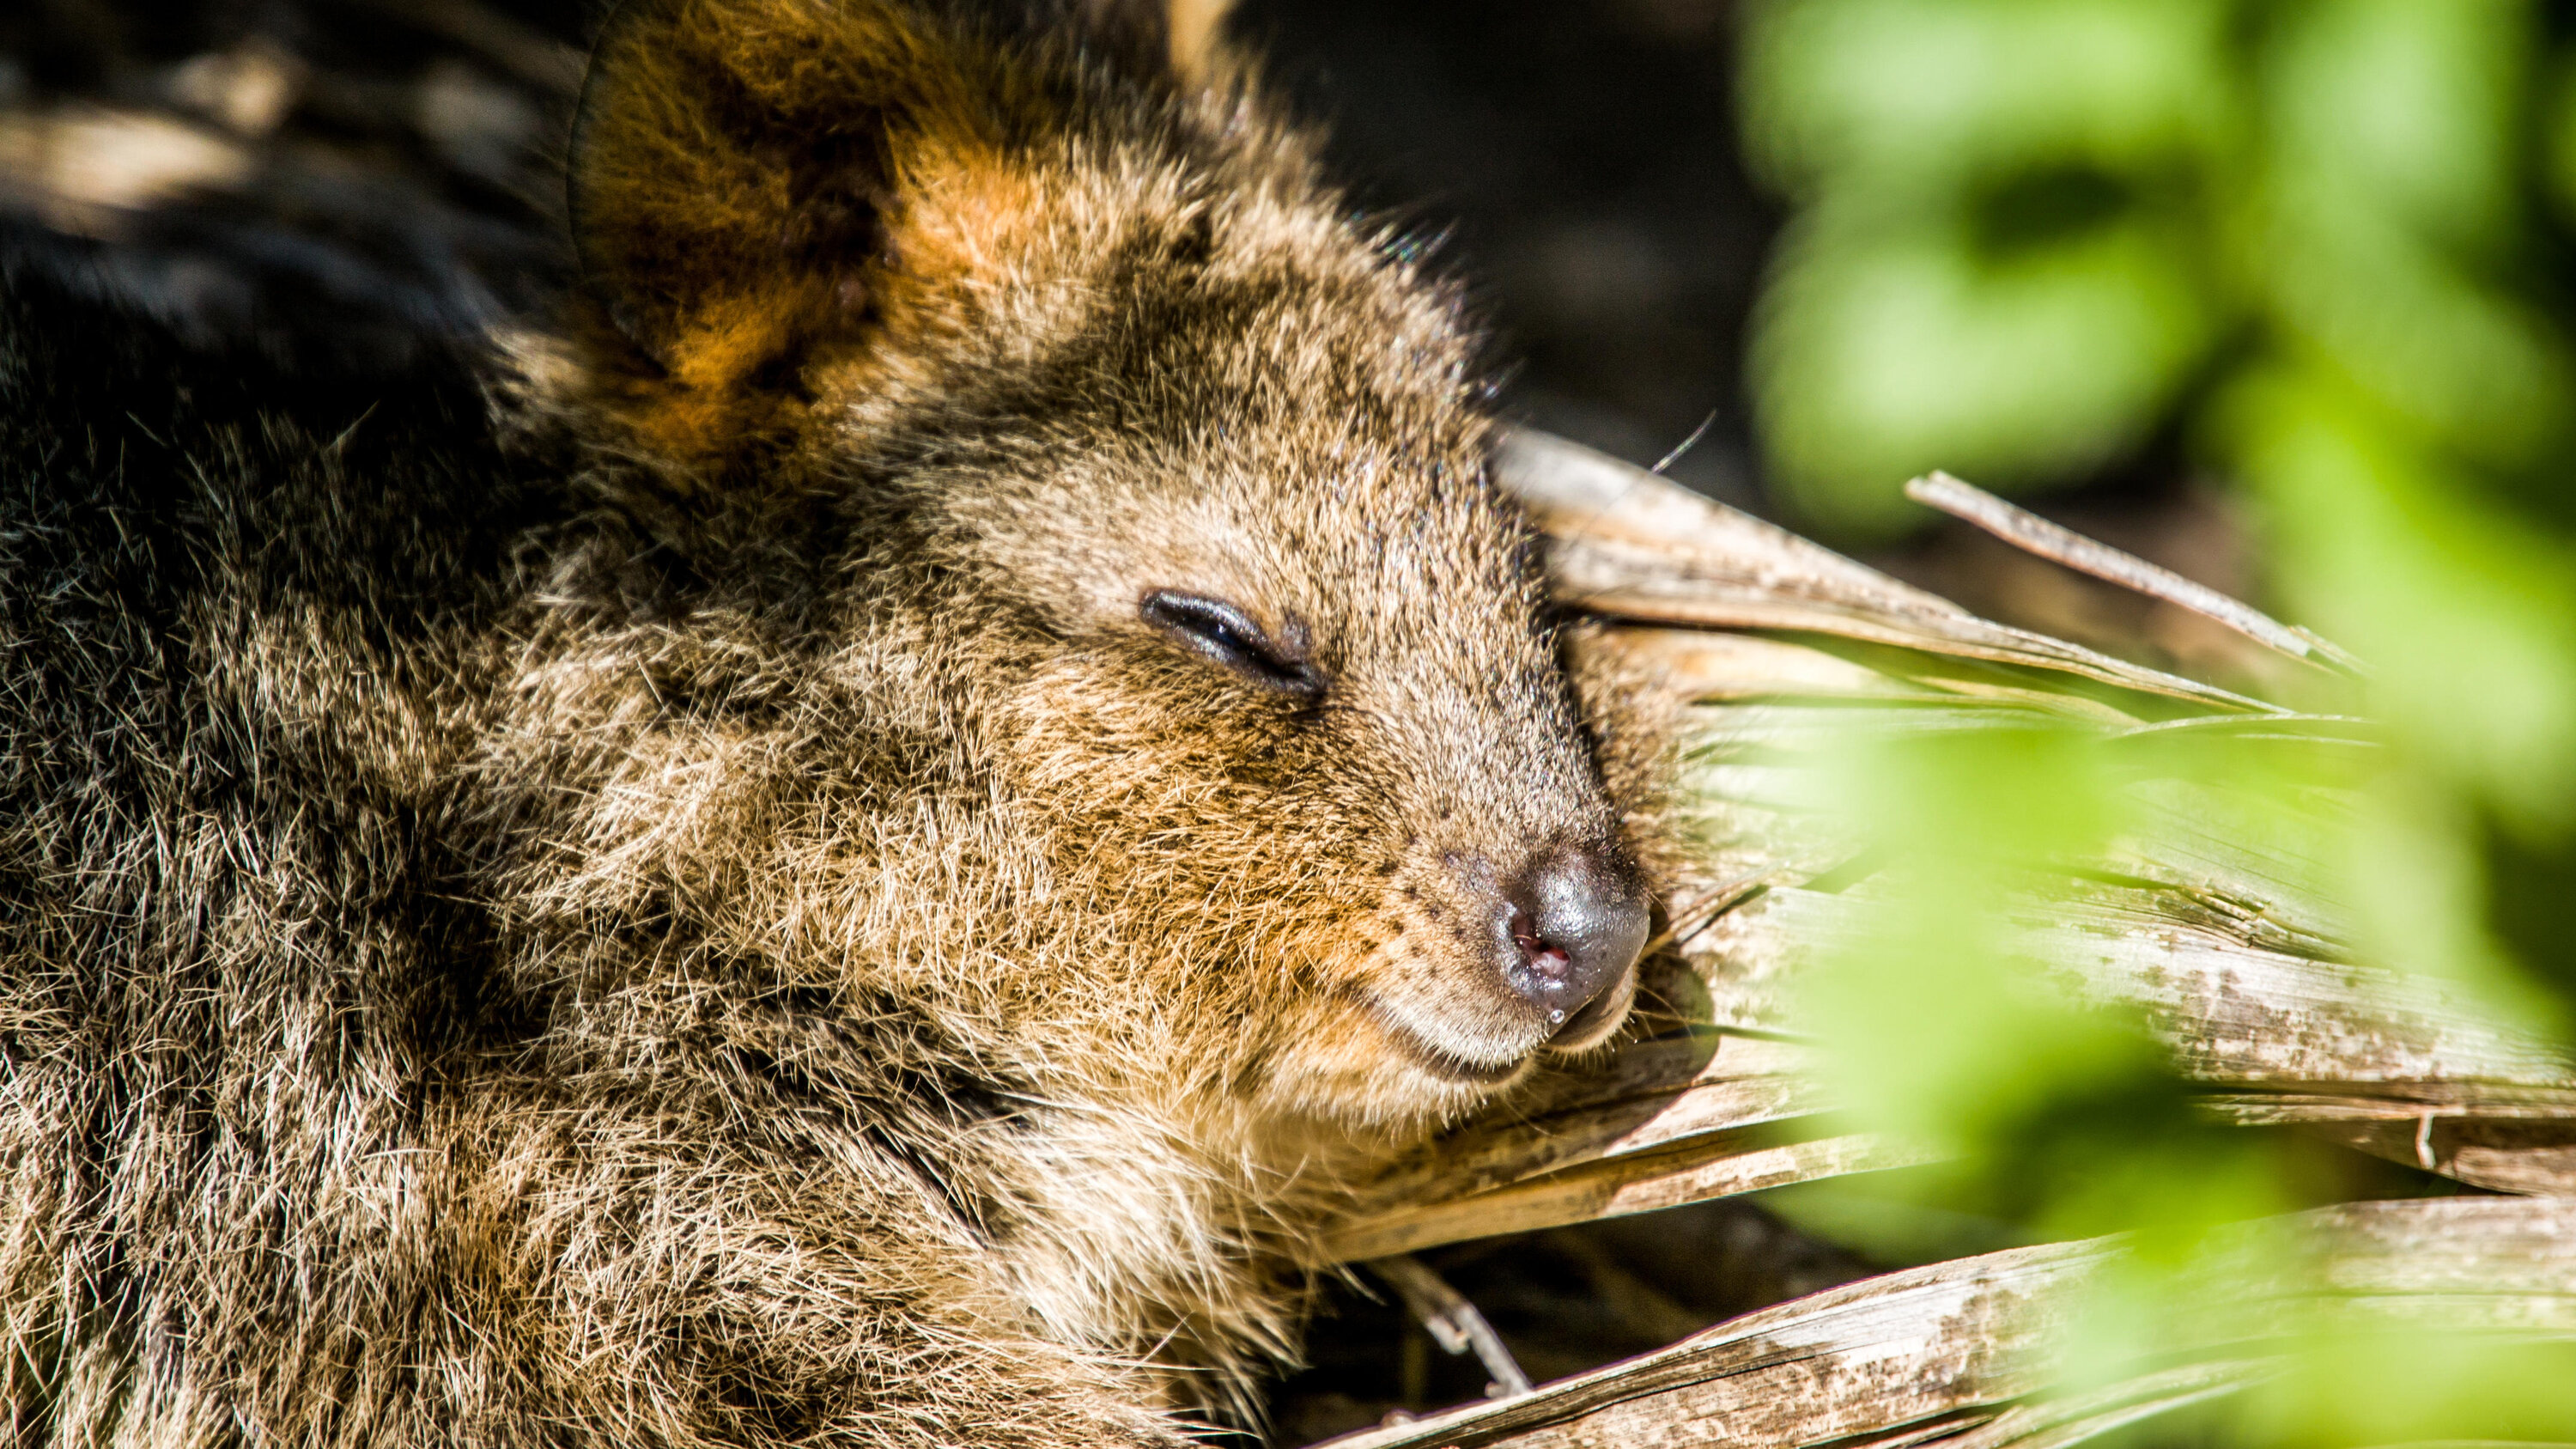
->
1368;1256;1534;1399
1905;472;2367;677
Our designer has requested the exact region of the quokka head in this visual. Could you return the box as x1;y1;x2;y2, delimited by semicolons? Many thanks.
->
548;0;1652;1135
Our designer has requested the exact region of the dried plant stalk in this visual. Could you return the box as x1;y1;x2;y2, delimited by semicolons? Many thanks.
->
1903;472;2364;676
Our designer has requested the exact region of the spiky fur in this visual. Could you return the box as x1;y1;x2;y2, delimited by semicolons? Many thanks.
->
0;2;1656;1443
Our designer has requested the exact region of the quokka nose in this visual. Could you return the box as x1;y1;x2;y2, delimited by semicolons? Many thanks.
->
1498;843;1650;1025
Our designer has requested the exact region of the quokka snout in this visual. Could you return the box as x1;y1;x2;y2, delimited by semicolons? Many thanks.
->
0;0;1657;1440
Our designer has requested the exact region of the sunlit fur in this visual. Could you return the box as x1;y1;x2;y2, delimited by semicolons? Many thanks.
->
0;0;1661;1443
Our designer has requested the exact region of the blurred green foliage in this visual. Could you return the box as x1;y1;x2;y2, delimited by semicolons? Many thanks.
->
1743;0;2576;540
1740;2;2576;1437
1744;0;2228;525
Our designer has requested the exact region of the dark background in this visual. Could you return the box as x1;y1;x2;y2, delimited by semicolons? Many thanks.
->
1250;0;1771;512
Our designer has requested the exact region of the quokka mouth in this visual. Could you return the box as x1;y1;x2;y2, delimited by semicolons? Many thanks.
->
1362;998;1530;1087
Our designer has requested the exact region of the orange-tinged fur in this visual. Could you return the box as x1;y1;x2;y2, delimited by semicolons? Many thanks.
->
0;0;1670;1444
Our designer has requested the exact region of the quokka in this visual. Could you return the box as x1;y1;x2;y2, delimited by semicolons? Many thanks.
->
0;0;1662;1442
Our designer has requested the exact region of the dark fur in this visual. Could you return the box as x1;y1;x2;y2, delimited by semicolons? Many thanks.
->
0;2;1655;1443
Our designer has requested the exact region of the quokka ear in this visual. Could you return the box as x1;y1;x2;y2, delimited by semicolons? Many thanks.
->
568;0;996;465
1048;0;1237;83
566;0;1239;471
1161;0;1236;82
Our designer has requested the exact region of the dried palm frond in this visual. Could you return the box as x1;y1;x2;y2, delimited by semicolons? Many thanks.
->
1327;1197;2576;1449
1302;433;2576;1446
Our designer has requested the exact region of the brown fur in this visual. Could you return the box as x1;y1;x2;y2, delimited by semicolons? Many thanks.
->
0;2;1662;1444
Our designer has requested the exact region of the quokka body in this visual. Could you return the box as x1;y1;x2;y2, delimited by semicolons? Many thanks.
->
0;1;1662;1442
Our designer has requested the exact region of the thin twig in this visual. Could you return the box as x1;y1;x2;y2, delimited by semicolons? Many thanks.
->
1651;408;1721;476
1905;472;2367;678
1369;1255;1534;1399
